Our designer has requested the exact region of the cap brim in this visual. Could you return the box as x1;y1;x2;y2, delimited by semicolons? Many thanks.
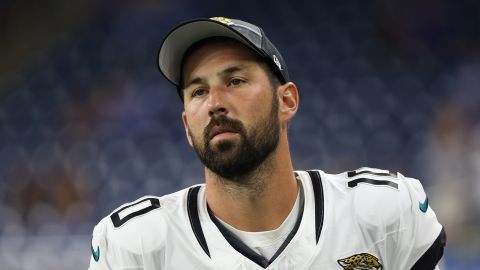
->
157;19;259;86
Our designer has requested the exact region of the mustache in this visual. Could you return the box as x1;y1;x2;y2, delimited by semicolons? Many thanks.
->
203;116;245;141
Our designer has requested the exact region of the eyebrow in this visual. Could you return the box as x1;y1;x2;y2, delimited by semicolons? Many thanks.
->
183;65;247;90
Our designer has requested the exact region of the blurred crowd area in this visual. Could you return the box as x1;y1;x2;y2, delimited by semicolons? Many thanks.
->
1;0;480;269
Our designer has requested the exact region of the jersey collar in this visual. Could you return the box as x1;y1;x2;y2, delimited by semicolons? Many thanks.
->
186;170;325;268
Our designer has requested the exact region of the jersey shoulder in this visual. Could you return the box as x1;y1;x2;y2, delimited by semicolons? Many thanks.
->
91;186;196;254
318;167;431;227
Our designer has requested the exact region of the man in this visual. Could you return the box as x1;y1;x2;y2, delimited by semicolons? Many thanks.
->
89;17;446;269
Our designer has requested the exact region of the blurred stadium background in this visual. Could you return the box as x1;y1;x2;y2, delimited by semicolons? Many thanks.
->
1;0;479;269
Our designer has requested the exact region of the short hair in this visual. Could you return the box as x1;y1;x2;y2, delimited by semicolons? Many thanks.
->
178;37;282;101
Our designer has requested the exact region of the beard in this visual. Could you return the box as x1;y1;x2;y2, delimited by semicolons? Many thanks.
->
189;94;280;180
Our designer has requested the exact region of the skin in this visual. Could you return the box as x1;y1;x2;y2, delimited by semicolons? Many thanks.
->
181;40;300;232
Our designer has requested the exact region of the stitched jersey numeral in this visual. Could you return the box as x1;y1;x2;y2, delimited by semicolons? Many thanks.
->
347;168;399;189
110;197;160;228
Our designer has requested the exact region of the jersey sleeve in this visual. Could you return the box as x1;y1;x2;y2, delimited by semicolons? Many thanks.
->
392;173;446;269
88;196;168;270
88;217;144;270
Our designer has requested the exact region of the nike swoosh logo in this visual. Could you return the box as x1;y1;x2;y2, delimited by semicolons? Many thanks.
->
91;245;100;262
419;196;429;213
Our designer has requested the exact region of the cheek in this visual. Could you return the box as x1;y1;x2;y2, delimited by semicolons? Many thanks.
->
242;82;269;105
245;86;275;118
185;110;206;138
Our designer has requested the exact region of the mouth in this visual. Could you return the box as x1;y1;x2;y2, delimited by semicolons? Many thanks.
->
208;125;239;141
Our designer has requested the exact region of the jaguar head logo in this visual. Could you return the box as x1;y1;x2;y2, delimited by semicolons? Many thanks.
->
337;253;382;270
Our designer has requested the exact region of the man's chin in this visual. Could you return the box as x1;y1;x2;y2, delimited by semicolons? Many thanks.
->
210;139;239;153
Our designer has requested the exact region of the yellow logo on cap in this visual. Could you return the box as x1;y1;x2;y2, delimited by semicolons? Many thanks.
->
210;17;234;25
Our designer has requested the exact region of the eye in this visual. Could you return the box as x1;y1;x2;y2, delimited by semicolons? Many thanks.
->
228;78;245;87
191;88;207;98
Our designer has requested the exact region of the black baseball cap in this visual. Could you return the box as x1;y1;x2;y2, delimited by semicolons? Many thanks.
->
157;17;289;96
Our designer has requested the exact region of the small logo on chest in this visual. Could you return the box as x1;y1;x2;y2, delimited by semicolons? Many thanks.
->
337;253;382;270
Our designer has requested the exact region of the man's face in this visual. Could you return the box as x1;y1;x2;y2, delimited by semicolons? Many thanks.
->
181;40;280;179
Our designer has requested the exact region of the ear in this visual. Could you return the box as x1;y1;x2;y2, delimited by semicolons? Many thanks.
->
182;111;194;147
277;82;299;124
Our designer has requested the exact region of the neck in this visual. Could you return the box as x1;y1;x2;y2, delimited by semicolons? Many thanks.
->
204;135;298;232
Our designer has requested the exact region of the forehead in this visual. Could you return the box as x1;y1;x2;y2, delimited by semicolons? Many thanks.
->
182;39;262;78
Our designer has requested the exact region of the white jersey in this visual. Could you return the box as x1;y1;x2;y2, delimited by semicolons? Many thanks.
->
89;168;446;270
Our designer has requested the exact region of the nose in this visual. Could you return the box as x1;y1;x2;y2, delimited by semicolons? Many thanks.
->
207;86;228;117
